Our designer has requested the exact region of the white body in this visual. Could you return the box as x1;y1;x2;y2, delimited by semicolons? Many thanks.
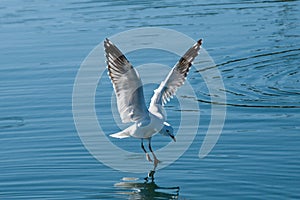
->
111;112;164;139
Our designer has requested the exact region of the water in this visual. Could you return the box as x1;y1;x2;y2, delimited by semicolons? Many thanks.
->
1;0;300;199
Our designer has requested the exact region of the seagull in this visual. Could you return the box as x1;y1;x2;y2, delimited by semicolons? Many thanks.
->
104;38;202;169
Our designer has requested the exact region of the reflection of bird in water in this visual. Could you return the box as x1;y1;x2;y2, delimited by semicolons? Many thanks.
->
114;176;180;199
105;38;202;170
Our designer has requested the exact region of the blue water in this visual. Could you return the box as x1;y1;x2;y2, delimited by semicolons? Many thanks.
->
1;0;300;199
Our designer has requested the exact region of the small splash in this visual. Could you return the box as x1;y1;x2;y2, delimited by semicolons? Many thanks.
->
0;117;24;129
115;176;179;199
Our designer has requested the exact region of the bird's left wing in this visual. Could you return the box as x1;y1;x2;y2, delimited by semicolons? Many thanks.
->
149;39;202;116
104;38;150;126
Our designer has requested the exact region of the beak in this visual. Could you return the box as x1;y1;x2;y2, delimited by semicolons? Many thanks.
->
170;135;176;142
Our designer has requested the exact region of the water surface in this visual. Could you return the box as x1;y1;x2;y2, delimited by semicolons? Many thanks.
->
1;0;300;199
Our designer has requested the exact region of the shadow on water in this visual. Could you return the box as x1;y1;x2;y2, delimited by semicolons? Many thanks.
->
114;173;180;199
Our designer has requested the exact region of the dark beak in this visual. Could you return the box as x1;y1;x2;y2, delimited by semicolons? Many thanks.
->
170;135;176;142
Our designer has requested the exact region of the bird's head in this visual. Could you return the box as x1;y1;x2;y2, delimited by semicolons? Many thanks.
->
159;122;176;142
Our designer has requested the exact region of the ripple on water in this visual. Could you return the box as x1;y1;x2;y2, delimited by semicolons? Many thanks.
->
0;117;24;129
197;48;300;108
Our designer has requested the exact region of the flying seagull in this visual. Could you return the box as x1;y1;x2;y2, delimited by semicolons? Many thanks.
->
104;38;202;169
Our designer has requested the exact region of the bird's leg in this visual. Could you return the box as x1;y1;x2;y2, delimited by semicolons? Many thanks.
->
141;139;152;162
148;138;161;169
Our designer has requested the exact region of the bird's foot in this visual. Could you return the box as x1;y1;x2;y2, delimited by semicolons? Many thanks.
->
146;153;153;162
148;170;155;177
148;170;155;181
144;170;155;182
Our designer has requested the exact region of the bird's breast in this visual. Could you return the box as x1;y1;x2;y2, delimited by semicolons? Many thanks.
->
131;116;164;139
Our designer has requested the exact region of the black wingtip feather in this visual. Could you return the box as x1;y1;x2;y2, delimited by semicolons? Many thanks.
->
197;39;203;46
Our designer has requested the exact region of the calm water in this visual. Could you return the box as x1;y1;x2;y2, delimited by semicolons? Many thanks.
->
1;0;300;199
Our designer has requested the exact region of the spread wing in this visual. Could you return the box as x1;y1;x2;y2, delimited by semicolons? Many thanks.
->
149;39;202;116
104;38;150;125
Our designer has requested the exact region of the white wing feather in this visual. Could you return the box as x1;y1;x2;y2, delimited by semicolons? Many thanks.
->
104;38;150;125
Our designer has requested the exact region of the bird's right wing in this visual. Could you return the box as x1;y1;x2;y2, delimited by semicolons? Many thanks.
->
104;38;150;126
149;39;202;117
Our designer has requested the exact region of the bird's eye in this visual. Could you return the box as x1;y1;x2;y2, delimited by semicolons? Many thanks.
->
166;130;169;133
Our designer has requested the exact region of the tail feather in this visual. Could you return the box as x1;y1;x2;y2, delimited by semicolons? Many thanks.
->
110;130;130;139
